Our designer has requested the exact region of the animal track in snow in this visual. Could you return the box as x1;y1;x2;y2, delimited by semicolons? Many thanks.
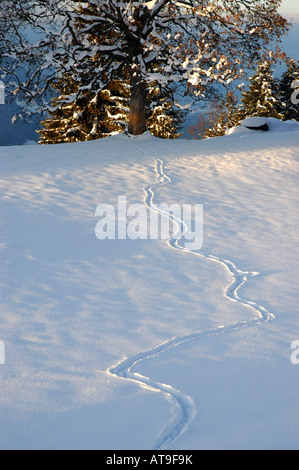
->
108;153;275;450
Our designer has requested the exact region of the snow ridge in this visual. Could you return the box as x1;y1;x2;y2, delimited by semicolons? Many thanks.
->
107;149;275;450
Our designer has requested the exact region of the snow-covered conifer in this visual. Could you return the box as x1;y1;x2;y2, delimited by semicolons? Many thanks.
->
275;59;299;121
1;1;290;135
237;61;283;120
38;76;129;144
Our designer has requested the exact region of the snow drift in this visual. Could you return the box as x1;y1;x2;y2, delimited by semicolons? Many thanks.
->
0;119;298;450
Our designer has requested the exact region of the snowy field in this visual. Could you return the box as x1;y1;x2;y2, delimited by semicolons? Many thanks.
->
0;118;298;450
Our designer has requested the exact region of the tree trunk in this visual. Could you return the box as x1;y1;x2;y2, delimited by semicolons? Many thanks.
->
128;73;147;135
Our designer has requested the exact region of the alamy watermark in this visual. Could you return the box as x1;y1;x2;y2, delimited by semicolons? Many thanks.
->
291;80;299;106
290;340;299;365
95;197;203;251
0;81;5;105
0;341;5;365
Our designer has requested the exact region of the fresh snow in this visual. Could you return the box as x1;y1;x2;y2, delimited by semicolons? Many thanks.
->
240;116;268;128
0;119;299;450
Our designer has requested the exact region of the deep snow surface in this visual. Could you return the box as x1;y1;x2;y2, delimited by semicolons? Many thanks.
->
0;119;298;449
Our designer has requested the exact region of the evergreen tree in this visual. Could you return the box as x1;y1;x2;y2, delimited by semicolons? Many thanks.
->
198;62;283;138
203;92;240;138
189;58;298;140
1;1;290;136
38;77;129;144
147;84;184;139
39;74;183;143
275;59;299;121
237;61;283;120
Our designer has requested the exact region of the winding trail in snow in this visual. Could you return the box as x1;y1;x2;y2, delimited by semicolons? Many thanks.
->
107;149;275;450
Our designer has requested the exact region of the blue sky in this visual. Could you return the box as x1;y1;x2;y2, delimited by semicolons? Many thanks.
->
279;0;299;60
279;0;299;19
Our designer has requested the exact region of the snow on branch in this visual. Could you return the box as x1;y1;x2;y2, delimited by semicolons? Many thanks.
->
0;0;290;118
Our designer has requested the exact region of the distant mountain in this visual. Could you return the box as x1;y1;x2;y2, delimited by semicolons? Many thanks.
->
0;101;41;146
